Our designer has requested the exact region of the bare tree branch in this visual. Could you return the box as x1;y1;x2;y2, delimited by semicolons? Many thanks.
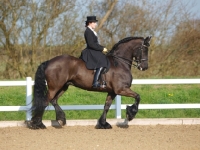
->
96;0;118;32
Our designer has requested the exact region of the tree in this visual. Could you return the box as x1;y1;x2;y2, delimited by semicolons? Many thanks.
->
0;0;76;78
165;19;200;76
0;0;26;78
0;0;199;79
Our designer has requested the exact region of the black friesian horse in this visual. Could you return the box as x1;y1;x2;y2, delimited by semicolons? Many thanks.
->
29;36;151;129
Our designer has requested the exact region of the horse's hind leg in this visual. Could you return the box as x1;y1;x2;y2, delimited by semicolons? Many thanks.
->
30;106;48;129
50;85;69;126
97;92;116;129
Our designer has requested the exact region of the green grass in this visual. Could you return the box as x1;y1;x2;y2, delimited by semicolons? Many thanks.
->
0;84;200;121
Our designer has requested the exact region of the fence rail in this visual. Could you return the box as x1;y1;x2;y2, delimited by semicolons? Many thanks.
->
0;77;200;120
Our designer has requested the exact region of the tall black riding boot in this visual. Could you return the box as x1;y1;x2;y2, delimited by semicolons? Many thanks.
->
92;67;104;88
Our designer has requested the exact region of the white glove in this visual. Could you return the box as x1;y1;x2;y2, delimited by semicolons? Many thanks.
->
102;48;108;54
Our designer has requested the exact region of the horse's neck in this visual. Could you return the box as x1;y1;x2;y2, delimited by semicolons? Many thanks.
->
111;39;142;68
113;50;133;69
116;48;133;61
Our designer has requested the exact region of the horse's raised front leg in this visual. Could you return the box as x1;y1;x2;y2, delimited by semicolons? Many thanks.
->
126;94;140;121
117;88;140;121
96;92;116;129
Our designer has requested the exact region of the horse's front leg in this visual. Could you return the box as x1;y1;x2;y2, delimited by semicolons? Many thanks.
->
117;88;140;121
97;92;116;129
126;94;140;121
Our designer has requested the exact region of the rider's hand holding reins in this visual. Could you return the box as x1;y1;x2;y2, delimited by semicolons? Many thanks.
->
102;48;108;54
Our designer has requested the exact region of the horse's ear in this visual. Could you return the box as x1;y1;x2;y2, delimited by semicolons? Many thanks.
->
144;36;152;47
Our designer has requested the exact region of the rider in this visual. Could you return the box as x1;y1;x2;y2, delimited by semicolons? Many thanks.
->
80;16;109;88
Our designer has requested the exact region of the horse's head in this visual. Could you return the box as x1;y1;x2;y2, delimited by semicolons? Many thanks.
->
134;36;151;71
107;36;151;70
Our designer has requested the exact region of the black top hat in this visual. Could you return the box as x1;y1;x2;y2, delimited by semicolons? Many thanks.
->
85;16;98;22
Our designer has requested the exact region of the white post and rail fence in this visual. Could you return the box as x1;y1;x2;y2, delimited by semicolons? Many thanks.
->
0;77;200;121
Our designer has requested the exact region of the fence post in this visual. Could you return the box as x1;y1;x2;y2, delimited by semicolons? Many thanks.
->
26;77;32;121
115;95;121;119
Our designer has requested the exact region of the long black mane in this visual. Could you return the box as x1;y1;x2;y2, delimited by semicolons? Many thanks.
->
107;37;144;66
108;36;144;55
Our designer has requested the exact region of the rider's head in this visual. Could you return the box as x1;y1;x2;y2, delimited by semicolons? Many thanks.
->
85;16;98;29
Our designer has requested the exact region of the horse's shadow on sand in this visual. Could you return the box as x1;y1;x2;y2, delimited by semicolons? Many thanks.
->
116;118;129;129
95;119;130;129
51;120;63;129
50;119;130;129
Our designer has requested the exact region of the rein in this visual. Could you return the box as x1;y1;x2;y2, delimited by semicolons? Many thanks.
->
112;55;139;67
109;43;148;68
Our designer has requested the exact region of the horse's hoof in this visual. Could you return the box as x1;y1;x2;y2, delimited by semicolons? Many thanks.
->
96;122;112;129
39;123;47;129
126;105;138;121
27;121;46;129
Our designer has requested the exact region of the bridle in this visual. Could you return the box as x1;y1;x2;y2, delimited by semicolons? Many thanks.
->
109;42;148;68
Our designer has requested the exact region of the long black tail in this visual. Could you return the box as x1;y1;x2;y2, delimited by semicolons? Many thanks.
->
31;61;49;115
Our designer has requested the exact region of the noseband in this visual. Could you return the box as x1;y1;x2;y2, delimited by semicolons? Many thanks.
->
111;42;148;68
